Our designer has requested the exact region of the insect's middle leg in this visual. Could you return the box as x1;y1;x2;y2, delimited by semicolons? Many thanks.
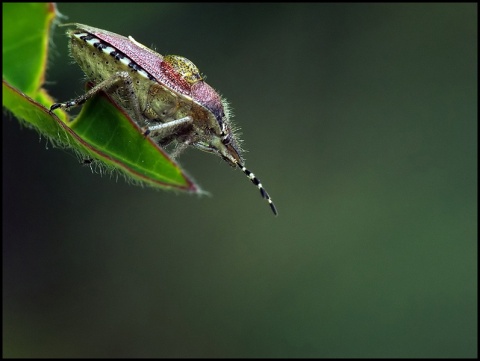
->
144;116;193;140
50;71;143;125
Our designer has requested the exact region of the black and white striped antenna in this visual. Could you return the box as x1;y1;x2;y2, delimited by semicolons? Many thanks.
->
237;162;278;216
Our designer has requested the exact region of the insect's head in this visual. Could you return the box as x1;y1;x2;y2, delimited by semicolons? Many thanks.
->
193;115;243;168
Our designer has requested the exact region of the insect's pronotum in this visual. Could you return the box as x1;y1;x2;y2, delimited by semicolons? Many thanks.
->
50;23;277;215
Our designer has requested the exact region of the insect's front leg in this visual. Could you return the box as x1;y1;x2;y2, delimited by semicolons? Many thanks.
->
50;71;144;126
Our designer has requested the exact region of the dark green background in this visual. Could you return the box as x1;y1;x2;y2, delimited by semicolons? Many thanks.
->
3;3;477;358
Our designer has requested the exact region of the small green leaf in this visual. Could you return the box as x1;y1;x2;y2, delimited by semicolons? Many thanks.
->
70;89;197;189
2;2;200;193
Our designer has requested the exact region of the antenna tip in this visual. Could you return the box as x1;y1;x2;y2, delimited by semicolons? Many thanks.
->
270;201;278;216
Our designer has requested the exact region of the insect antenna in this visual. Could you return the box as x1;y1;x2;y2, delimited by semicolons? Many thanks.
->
237;163;278;216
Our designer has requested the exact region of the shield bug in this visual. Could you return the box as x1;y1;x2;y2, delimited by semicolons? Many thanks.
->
50;23;277;215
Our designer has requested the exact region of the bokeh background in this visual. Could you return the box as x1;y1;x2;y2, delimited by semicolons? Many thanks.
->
3;3;477;358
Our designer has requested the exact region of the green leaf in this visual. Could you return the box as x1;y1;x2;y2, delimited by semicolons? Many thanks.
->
2;2;200;193
2;3;53;96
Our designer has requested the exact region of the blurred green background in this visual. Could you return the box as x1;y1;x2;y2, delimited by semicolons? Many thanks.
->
3;3;477;358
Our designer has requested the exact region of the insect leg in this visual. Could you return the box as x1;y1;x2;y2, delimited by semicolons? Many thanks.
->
50;71;143;125
145;116;193;139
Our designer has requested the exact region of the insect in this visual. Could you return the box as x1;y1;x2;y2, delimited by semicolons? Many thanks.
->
50;23;277;215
